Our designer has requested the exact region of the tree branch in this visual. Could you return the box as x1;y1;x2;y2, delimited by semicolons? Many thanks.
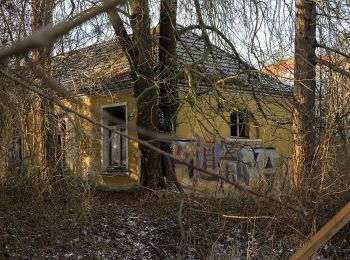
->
316;57;350;77
0;0;125;61
101;0;134;64
315;42;350;60
178;24;255;71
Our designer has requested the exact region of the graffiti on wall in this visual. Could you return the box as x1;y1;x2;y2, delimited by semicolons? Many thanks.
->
174;134;280;186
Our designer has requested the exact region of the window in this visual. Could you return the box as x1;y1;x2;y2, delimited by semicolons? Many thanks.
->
230;110;249;138
102;104;128;172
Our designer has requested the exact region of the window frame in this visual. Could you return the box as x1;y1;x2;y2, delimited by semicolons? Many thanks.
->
230;110;249;139
101;102;129;172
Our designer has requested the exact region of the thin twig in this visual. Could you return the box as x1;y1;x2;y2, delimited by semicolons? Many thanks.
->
0;0;125;61
222;214;272;220
178;199;185;241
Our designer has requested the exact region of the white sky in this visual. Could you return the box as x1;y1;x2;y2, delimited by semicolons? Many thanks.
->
53;0;350;68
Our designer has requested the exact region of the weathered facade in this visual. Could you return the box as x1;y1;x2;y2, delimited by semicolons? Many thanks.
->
53;30;293;190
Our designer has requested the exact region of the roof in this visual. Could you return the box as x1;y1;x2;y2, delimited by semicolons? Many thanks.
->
262;54;347;88
53;30;291;96
262;59;295;87
53;40;131;95
263;59;294;77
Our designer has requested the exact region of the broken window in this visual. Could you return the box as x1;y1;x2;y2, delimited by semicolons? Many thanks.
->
230;110;249;138
102;104;128;173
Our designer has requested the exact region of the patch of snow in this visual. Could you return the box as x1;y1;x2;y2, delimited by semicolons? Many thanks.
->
63;252;74;258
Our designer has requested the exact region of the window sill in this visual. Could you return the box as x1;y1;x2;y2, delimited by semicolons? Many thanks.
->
227;138;263;145
102;166;130;176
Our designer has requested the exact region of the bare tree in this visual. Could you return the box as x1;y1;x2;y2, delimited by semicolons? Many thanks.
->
105;0;182;189
292;0;316;189
29;0;57;176
129;0;163;188
158;0;181;189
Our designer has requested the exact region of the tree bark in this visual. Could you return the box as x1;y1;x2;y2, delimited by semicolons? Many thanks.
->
129;0;162;189
293;0;317;189
158;0;183;191
105;0;182;190
30;0;57;176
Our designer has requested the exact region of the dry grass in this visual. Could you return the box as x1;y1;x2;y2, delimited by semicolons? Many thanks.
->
0;186;350;259
1;154;350;259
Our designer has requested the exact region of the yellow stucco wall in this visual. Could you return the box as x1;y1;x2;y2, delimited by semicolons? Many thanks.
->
89;90;139;189
64;90;139;190
176;91;292;157
65;89;292;189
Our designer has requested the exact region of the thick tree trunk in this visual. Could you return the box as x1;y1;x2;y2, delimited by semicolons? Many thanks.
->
30;0;57;176
158;0;183;191
105;0;182;190
293;0;316;189
130;0;162;189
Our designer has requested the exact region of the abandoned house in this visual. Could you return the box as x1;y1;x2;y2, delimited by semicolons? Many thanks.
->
12;29;293;190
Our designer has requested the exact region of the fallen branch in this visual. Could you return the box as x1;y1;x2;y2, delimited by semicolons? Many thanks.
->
291;201;350;260
222;214;272;220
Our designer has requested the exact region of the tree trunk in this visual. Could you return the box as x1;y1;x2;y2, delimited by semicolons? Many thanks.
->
293;0;316;189
158;0;183;191
30;0;57;177
105;0;182;190
130;0;162;189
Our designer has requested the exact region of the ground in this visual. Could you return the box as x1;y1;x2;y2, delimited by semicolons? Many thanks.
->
1;191;178;259
1;190;349;259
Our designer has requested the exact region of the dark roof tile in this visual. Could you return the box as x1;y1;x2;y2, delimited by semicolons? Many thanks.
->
53;30;290;96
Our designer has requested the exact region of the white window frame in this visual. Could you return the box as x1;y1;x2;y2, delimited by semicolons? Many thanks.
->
101;102;129;171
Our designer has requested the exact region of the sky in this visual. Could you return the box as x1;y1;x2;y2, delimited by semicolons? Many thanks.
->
52;0;350;68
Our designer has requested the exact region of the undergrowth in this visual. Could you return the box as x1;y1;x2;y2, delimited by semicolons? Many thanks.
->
0;154;349;259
